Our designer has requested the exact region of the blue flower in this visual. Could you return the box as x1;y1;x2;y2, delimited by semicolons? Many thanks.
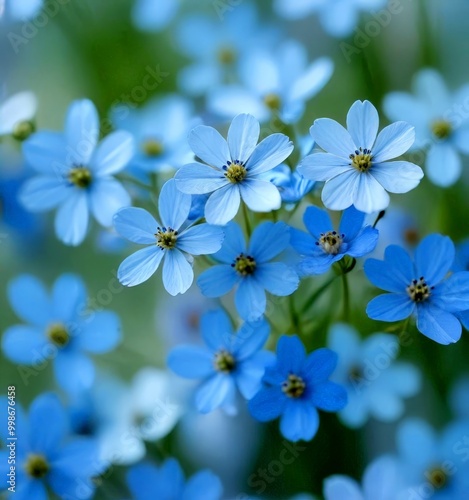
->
126;458;223;500
291;205;379;275
197;221;299;321
298;100;423;213
324;455;404;500
2;273;121;394
0;91;37;139
0;392;102;499
453;239;469;330
327;323;421;428
1;0;43;24
131;0;179;32
208;39;333;124
175;113;293;225
248;335;347;442
365;234;469;344
383;69;469;187
274;0;387;37
19;99;134;245
114;179;224;295
168;309;274;415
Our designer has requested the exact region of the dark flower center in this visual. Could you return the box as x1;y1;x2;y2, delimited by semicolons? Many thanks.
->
282;374;306;398
25;454;49;479
232;253;256;276
217;46;236;65
47;322;70;347
69;166;92;188
264;93;282;111
407;277;433;303
431;120;452;140
350;148;372;172
155;226;178;250
316;230;344;255
214;350;236;373
427;466;448;489
223;160;247;183
348;364;363;382
142;139;164;157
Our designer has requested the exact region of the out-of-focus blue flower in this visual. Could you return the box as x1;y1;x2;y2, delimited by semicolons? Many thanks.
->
327;323;421;427
168;309;274;415
208;39;333;123
114;179;224;294
248;335;347;442
131;0;179;32
197;222;299;321
298;100;423;213
175;3;279;96
126;458;223;500
0;392;102;500
383;69;469;187
1;0;43;24
70;368;185;465
449;374;469;419
274;0;387;38
19;99;134;246
0;91;37;139
111;94;197;174
175;113;293;225
2;273;121;394
291;205;378;275
324;455;404;500
395;418;469;499
453;239;469;329
365;234;469;344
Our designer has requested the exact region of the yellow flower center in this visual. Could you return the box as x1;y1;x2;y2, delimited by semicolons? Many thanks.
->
142;139;164;157
427;467;448;489
69;167;92;188
350;148;372;172
317;231;343;255
232;253;256;276
406;277;432;303
25;454;49;479
282;374;306;398
264;93;282;111
217;46;236;65
214;350;236;373
47;322;70;347
224;160;247;183
155;227;178;250
431;120;452;140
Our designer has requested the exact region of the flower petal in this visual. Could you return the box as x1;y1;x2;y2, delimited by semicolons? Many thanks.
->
425;142;461;187
89;178;130;227
175;163;228;194
303;205;333;238
113;207;158;244
159;179;191;230
54;191;89;246
303;348;338;384
416;304;462;345
372;122;415;162
22;131;68;175
366;293;414;322
54;350;95;394
280;399;319;442
310;381;347;412
255;262;299;296
2;325;48;364
167;345;213;379
197;265;238;297
201;309;233;351
239;178;281;212
162;249;193;296
248;387;286;422
8;274;51;326
204;185;240;225
370;161;423;193
289;57;334;102
118;246;164;286
212;221;246;263
65;99;99;165
227;113;260;163
432;272;469;312
51;273;86;323
321;169;358;211
310;118;356;159
324;476;363;500
77;311;121;354
177;224;224;255
249;221;290;261
188;124;230;168
195;373;234;413
365;245;414;291
90;130;134;175
19;176;69;212
346;100;379;150
276;335;306;375
354;173;390;214
182;470;223;500
298;153;353;182
235;277;266;321
414;234;454;285
245;133;294;175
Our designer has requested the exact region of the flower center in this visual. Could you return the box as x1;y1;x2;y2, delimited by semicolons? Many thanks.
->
223;160;247;183
350;148;372;172
217;46;236;65
316;231;343;255
403;228;419;245
407;277;433;303
214;350;236;373
427;467;448;489
431;120;452;140
348;364;363;382
264;93;282;111
69;167;92;188
282;374;306;398
155;226;178;250
25;454;49;479
142;139;164;157
47;322;70;347
232;253;256;276
12;120;35;141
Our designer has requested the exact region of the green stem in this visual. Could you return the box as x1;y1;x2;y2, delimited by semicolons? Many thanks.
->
341;272;350;322
117;174;153;192
299;275;338;315
289;294;300;334
242;202;252;237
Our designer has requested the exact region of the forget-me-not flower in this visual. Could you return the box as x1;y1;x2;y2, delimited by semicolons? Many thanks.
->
168;309;274;415
291;205;379;275
175;113;294;225
19;99;134;245
197;221;299;321
1;0;43;24
0;392;102;500
131;0;179;32
327;323;421;428
383;69;469;187
453;239;469;329
0;91;37;140
248;335;347;442
126;458;223;500
298;100;424;213
2;273;121;394
365;234;469;345
114;179;224;295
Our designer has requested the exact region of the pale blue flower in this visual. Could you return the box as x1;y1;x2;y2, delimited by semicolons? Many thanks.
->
0;91;37;138
1;0;43;24
131;0;179;32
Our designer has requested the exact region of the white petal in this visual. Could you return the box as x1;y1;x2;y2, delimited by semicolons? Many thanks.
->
310;118;356;158
0;91;37;135
204;185;240;225
239;179;281;212
354;173;390;214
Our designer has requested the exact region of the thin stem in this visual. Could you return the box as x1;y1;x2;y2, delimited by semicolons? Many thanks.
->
289;294;300;334
242;202;252;238
117;174;153;192
299;275;338;315
341;272;350;322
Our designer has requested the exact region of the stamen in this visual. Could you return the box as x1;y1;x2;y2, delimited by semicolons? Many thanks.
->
155;227;178;250
282;374;306;398
25;454;49;479
350;148;373;172
142;139;164;157
69;167;92;188
232;253;256;276
431;120;452;140
214;350;236;373
47;323;70;347
406;277;432;302
224;161;247;183
318;231;343;255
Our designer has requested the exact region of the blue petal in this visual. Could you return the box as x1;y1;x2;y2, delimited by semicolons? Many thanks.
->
88;178;130;227
126;463;162;500
303;348;338;384
276;335;306;375
364;244;413;291
51;273;86;324
249;221;290;262
414;234;455;285
303;205;333;239
2;325;48;364
239;178;282;212
227;113;260;163
65;99;99;165
346;100;379;150
248;386;286;422
201;309;233;351
309;118;356;159
366;293;414;322
298;152;352;182
426;142;461;187
77;311;121;353
19;176;69;212
29;393;66;455
290;228;315;256
299;254;336;275
310;381;347;411
118;246;164;286
372;121;415;163
279;399;319;442
54;351;95;394
416;304;462;345
90;130;134;175
182;470;223;500
212;221;246;263
339;206;365;241
8;274;51;326
396;418;437;467
255;262;299;295
159;179;191;231
162;249;193;296
346;227;379;258
234;318;270;360
113;207;158;244
324;476;363;500
431;271;469;312
235;277;266;321
245;133;294;175
14;480;48;500
235;354;273;399
22;131;68;175
177;224;224;255
197;265;238;297
54;191;89;246
188;125;230;168
175;162;227;194
205;184;241;225
132;0;178;31
167;346;213;379
195;373;235;413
